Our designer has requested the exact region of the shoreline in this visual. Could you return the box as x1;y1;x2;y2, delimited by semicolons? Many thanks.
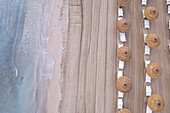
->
46;0;69;112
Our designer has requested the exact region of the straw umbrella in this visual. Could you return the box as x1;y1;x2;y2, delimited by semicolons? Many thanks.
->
118;0;131;7
117;46;132;62
146;62;162;79
145;33;161;48
144;7;159;20
116;76;132;93
118;109;131;113
148;94;165;112
117;19;131;32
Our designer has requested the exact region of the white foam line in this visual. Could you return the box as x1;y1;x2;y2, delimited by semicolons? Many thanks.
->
15;67;19;77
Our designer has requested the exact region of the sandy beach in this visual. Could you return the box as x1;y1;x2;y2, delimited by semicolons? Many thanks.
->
46;0;170;113
1;0;169;113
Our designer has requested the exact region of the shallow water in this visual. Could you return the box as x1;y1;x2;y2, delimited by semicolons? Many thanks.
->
0;0;54;113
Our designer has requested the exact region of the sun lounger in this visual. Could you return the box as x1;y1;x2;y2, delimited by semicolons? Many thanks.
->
117;99;123;110
168;5;170;15
144;20;150;29
144;33;147;44
117;70;123;79
118;7;123;17
118;91;124;98
167;0;170;5
119;60;125;70
146;104;152;113
143;10;146;19
142;0;147;6
118;43;124;48
145;73;151;83
120;32;126;42
145;45;150;55
145;60;150;68
118;17;123;20
146;86;152;97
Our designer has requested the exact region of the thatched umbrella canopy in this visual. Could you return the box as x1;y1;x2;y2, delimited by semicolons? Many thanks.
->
118;0;131;7
145;33;161;48
117;19;131;32
146;62;162;79
117;46;132;62
116;76;132;93
148;94;165;112
118;109;131;113
144;7;159;20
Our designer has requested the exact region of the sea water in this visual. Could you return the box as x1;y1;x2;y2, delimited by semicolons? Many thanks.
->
0;0;54;113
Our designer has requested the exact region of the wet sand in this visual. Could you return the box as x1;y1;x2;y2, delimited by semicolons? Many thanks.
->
0;0;54;113
46;0;66;113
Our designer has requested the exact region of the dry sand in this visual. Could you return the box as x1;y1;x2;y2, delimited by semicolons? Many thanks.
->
46;0;170;113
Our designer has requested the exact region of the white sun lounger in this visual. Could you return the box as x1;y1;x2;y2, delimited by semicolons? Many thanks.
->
118;43;124;48
145;60;150;68
119;60;125;70
118;91;124;98
146;86;152;97
142;0;147;6
117;99;123;110
117;70;123;79
145;60;151;83
168;5;170;15
144;20;150;29
120;33;126;42
145;45;150;55
118;17;123;20
169;44;170;51
142;10;146;19
145;73;151;83
144;33;147;44
167;0;170;5
146;104;152;113
118;7;123;17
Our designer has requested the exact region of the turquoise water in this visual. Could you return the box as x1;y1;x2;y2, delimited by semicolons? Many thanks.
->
0;0;54;113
